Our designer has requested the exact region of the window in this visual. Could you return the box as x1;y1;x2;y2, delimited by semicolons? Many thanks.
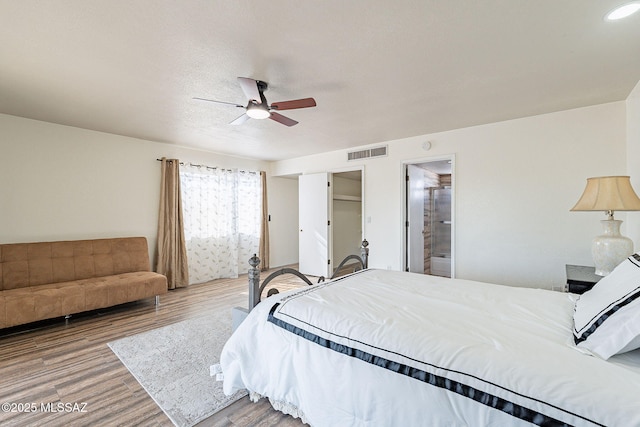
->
180;165;261;284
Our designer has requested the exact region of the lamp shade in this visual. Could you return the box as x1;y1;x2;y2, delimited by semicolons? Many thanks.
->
571;176;640;275
571;176;640;212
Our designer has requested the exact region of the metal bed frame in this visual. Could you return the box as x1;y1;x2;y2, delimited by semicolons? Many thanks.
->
232;240;369;330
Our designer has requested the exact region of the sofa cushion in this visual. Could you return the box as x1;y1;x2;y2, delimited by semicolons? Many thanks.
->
3;272;167;328
84;272;167;309
125;271;169;301
34;283;86;316
4;288;36;327
1;260;29;290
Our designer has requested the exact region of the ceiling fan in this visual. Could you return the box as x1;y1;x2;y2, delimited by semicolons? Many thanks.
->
194;77;317;127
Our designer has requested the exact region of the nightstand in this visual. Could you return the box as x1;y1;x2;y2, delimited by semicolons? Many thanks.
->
565;264;602;294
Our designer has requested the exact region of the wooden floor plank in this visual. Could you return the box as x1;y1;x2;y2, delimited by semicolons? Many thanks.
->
0;268;308;427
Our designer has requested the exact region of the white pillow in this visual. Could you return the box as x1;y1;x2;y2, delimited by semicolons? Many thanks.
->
573;253;640;359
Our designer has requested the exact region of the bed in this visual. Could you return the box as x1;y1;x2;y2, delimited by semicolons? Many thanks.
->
219;246;640;426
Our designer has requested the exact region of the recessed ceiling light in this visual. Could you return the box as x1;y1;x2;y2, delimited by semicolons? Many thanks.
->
606;2;640;20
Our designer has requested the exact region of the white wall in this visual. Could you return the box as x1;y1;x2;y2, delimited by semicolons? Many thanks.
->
265;176;299;266
627;80;640;245
272;102;628;289
3;95;635;284
0;114;294;269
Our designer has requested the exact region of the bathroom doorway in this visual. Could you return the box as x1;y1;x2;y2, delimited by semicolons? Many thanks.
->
404;157;454;277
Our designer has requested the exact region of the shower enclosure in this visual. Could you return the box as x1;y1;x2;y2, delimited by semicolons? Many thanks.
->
430;187;451;277
405;158;453;278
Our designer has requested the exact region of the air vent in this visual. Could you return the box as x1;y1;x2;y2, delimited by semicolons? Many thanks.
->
347;145;388;161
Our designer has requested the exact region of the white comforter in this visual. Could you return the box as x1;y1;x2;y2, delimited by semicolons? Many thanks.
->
220;269;640;426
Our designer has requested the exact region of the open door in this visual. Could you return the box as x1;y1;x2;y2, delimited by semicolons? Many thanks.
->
298;172;331;277
406;164;425;273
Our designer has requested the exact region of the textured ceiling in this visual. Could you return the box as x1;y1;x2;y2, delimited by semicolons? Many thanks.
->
1;1;639;161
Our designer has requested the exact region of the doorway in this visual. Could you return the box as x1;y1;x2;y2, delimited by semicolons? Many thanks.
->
332;171;363;269
404;157;454;277
298;169;363;277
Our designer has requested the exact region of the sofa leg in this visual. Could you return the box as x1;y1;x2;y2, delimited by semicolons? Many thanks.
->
155;295;160;306
65;314;71;324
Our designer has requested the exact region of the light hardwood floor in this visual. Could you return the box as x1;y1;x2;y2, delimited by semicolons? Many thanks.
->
0;268;309;427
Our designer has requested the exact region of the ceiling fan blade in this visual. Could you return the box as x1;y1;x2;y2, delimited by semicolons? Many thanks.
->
269;112;298;127
230;113;251;125
193;97;244;108
237;77;262;104
270;97;316;111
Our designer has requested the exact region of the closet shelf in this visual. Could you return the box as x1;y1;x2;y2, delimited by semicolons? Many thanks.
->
333;194;362;202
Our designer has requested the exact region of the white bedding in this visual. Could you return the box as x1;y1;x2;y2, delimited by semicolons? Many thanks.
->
220;269;640;426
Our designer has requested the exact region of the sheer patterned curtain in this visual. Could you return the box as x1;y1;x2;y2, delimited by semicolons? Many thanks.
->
179;164;261;284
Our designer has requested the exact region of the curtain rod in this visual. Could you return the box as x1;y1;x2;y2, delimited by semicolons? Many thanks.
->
156;158;260;174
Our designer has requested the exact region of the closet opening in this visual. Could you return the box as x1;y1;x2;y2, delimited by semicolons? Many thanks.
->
298;169;363;277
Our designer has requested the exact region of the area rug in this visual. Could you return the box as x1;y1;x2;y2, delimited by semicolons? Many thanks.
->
108;310;247;427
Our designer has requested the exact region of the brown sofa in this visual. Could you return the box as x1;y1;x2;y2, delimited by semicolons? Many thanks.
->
0;237;167;329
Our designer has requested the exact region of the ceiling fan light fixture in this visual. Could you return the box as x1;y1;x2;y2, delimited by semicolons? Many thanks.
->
605;2;640;20
195;77;315;126
246;104;271;119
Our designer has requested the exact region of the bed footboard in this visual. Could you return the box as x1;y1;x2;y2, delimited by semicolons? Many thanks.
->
249;239;368;307
232;240;370;330
318;239;369;283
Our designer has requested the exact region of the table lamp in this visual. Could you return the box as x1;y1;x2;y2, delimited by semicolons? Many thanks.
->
571;176;640;276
